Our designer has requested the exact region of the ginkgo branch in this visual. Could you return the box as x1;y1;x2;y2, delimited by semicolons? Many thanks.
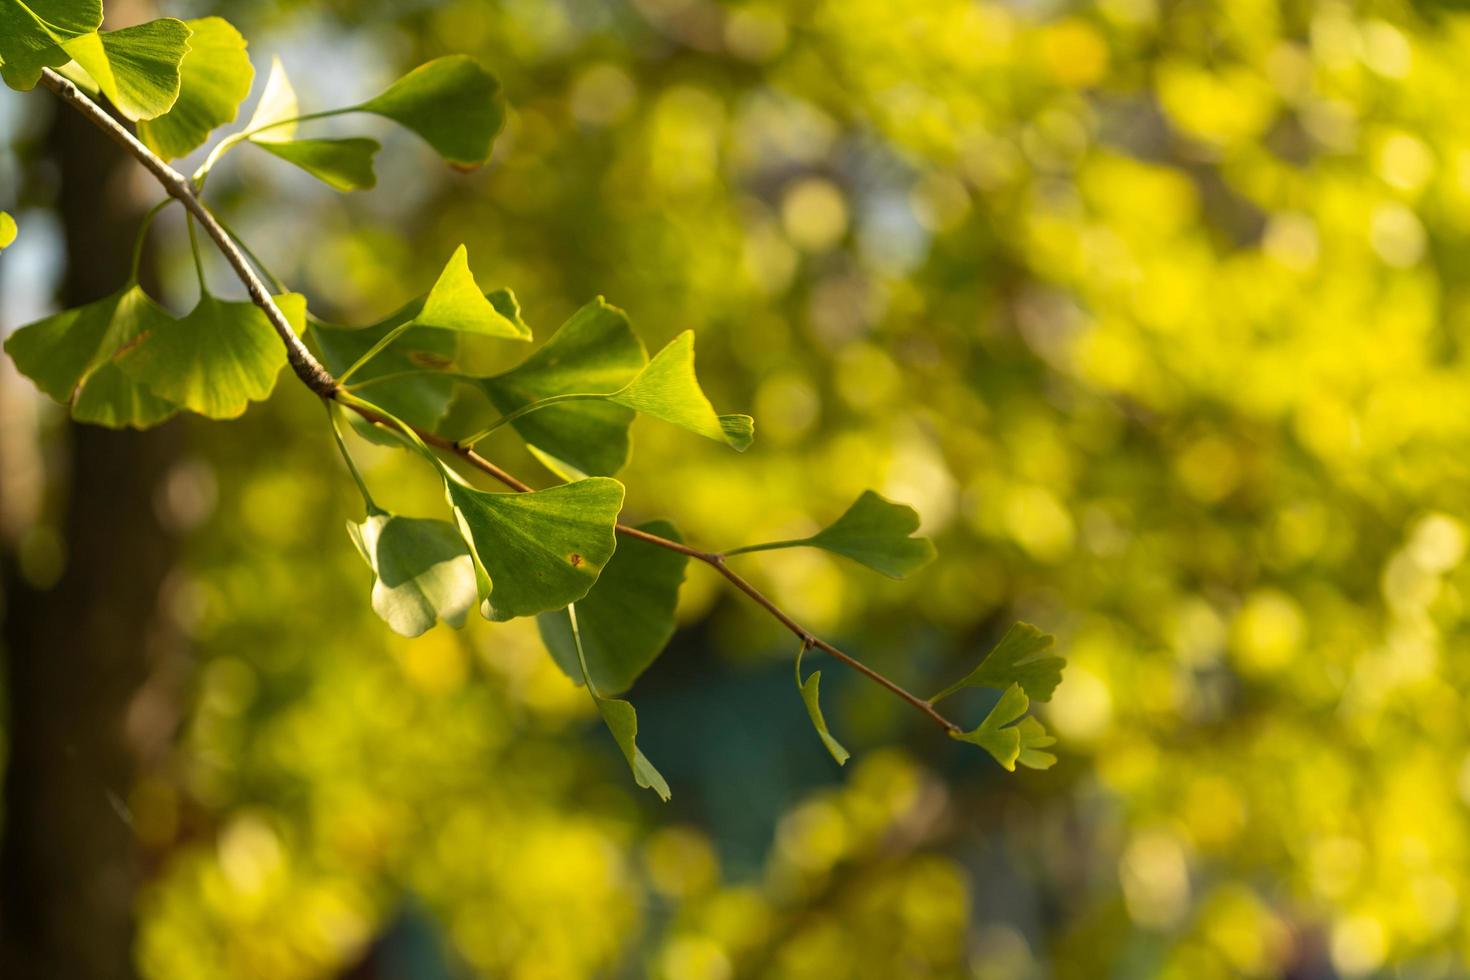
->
37;65;964;738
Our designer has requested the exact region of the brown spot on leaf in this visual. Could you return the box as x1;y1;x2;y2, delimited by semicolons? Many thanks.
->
569;553;583;567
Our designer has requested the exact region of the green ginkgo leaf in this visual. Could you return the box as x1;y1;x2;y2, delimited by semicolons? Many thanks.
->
244;56;298;142
727;489;936;579
950;683;1056;771
480;298;646;478
0;210;15;250
444;474;624;621
347;511;477;638
71;352;178;428
358;55;505;168
539;520;688;695
119;292;304;419
0;0;101;90
796;642;849;765
5;283;158;401
312;305;459;430
929;622;1064;704
414;245;531;339
594;693;671;801
62;18;192;121
608;331;753;451
253;137;379;191
137;17;252;160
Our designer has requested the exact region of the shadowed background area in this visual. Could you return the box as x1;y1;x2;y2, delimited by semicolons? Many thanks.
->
4;1;1470;978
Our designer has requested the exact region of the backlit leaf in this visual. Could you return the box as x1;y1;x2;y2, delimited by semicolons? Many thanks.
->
312;305;459;430
359;55;505;167
253;137;379;191
796;642;850;765
137;17;252;160
414;245;531;339
5;283;161;402
0;211;15;250
929;622;1064;704
729;489;935;579
347;511;476;638
949;684;1057;771
539;520;688;695
119;292;303;419
0;0;101;90
445;475;624;621
62;18;191;121
594;694;671;801
244;56;297;142
608;331;753;451
480;298;646;478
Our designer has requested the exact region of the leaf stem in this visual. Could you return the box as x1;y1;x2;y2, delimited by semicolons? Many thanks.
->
338;321;414;384
724;538;811;558
129;199;173;282
186;213;209;295
457;392;607;448
327;404;380;513
192;108;356;189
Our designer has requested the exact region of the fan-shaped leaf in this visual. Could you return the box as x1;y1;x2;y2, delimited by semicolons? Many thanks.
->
118;292;303;419
347;512;476;638
414;245;531;339
253;136;379;191
796;643;849;765
445;475;624;621
244;56;297;142
950;683;1056;771
929;622;1064;704
480;298;646;478
608;331;752;451
0;211;15;250
359;55;505;168
728;489;935;578
0;0;101;90
137;17;252;159
539;520;688;695
62;18;191;121
312;305;459;430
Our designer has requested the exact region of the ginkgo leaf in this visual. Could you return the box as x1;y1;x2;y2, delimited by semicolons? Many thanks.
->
538;520;688;695
62;18;192;121
244;56;297;142
796;642;849;765
414;246;531;339
480;298;646;477
444;475;624;621
0;0;102;90
119;292;304;419
312;306;459;430
137;17;252;160
608;331;753;451
929;622;1064;704
347;511;476;638
727;489;936;579
0;210;15;250
71;354;178;428
950;683;1028;771
594;694;671;801
358;55;505;168
5;283;159;401
1014;716;1058;770
253;137;379;191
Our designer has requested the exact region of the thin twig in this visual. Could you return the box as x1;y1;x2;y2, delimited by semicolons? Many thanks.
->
39;68;961;736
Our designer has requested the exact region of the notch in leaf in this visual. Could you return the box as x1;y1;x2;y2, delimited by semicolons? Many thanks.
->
137;17;252;160
0;0;103;91
445;474;624;621
796;641;849;765
347;512;477;638
478;297;646;478
62;18;193;121
930;622;1064;704
567;603;670;800
950;683;1057;771
539;519;688;695
727;490;936;579
608;331;753;451
0;211;15;250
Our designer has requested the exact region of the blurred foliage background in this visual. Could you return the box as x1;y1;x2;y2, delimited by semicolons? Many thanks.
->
4;0;1470;977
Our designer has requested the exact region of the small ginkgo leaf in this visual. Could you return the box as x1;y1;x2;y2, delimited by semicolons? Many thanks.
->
347;511;476;638
539;520;688;695
0;0;102;90
1014;716;1058;770
796;642;849;765
728;489;936;579
5;283;158;402
62;18;192;121
137;17;252;160
414;245;531;339
0;211;16;250
480;298;646;477
253;137;379;191
929;622;1064;704
312;306;459;430
594;694;671;801
950;683;1030;771
445;475;624;621
245;56;297;142
119;292;304;419
608;331;752;451
358;55;505;168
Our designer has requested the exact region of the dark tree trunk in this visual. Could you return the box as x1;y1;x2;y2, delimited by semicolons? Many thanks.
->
0;86;181;980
